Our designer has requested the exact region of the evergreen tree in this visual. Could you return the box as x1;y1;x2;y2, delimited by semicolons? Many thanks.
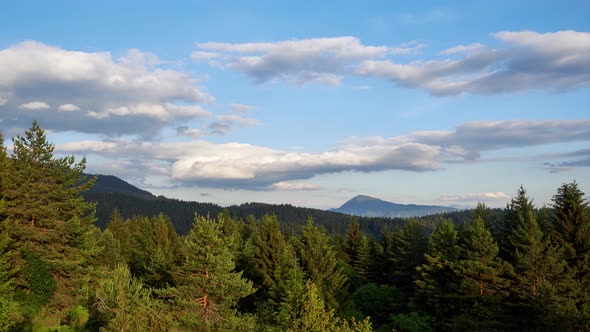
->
452;213;512;330
551;181;590;328
2;122;97;320
162;214;255;330
293;218;347;310
278;280;372;332
415;220;461;329
343;220;371;289
502;186;535;260
389;219;428;299
95;264;171;332
242;214;302;311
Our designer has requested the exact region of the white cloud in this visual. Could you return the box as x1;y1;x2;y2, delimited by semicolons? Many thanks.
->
0;41;213;136
176;126;204;139
270;181;321;191
19;101;50;110
55;119;590;190
191;51;219;62
57;103;80;112
0;97;7;106
197;36;390;84
439;192;510;202
230;103;255;112
440;43;485;55
207;114;261;135
198;30;590;94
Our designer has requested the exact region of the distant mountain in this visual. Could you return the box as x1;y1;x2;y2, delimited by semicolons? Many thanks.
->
82;174;477;236
85;174;155;200
332;195;457;218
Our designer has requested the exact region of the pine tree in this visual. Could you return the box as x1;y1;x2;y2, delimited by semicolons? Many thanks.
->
551;181;590;328
502;186;535;260
415;220;461;329
389;219;428;299
293;218;347;310
343;220;371;290
96;264;171;332
2;122;97;319
452;213;512;330
162;214;255;330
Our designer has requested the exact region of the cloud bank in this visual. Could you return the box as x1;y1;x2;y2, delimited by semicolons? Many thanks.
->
0;41;213;136
56;119;590;190
196;30;590;95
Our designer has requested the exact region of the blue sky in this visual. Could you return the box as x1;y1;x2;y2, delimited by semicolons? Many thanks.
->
0;0;589;209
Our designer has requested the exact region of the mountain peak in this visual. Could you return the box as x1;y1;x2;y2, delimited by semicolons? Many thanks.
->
333;195;456;218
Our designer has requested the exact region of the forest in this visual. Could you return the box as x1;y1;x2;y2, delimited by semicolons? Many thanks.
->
1;122;589;331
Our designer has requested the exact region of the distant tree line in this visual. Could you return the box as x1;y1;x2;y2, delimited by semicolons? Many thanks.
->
1;122;589;331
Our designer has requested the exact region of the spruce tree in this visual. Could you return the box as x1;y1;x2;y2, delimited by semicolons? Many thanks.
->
162;214;255;330
551;181;590;328
293;218;347;310
415;220;461;328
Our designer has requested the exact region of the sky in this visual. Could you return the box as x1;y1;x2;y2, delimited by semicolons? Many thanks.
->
0;0;589;209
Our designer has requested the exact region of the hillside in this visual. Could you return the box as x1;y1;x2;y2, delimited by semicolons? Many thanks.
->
82;175;477;237
332;194;457;218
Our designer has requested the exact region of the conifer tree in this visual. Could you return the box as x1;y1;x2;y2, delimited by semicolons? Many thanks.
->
343;220;371;289
502;186;535;260
293;218;347;310
389;219;428;298
243;214;302;309
415;220;461;328
551;181;590;328
2;122;97;319
162;214;255;330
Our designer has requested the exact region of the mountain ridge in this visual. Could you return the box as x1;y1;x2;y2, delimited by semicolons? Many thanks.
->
332;194;457;218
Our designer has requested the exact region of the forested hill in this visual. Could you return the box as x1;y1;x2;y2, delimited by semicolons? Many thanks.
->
82;174;481;236
332;194;457;218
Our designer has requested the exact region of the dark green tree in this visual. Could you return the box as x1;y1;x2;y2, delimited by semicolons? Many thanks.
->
162;214;255;330
415;220;461;329
343;220;371;290
551;181;590;328
293;218;347;310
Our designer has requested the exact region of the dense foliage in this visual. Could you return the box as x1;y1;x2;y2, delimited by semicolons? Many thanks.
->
0;123;589;331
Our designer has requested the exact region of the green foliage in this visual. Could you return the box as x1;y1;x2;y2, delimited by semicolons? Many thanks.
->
20;251;57;311
162;214;255;331
279;280;372;332
390;312;432;332
66;305;89;330
293;218;347;310
351;283;401;326
95;264;170;332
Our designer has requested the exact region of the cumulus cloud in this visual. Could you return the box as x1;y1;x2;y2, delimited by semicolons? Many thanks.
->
57;139;441;189
0;41;213;136
54;119;590;189
58;103;80;112
198;30;590;94
359;30;590;95
196;37;391;84
19;101;50;110
191;51;219;62
0;97;7;106
207;114;261;135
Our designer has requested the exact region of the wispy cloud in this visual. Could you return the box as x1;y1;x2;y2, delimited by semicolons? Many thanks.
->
196;30;590;95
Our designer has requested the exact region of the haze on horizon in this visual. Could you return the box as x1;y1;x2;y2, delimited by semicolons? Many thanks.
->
0;0;588;210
